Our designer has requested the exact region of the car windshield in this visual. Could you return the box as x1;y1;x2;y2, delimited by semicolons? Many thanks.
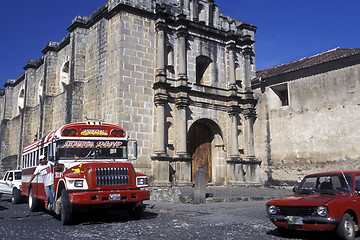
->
56;140;128;160
298;173;353;194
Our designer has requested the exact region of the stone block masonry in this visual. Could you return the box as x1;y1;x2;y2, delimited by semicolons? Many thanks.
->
0;0;260;186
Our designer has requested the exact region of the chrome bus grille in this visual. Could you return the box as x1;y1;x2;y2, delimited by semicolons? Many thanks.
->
96;167;129;186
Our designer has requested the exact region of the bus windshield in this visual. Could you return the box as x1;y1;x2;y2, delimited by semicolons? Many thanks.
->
56;140;127;160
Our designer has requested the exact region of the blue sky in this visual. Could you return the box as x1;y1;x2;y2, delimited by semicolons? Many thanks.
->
0;0;359;87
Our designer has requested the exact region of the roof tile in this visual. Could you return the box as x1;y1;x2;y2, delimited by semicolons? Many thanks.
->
256;48;360;79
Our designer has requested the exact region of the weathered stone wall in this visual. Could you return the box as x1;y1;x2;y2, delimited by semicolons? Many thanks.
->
254;64;360;184
0;0;259;186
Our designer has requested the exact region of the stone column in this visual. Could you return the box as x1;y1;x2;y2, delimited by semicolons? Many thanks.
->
177;28;188;85
173;95;192;186
155;16;167;83
192;0;199;21
243;109;256;160
229;111;240;159
226;39;245;183
227;41;237;89
208;0;215;27
175;14;189;88
241;45;261;182
176;97;190;157
226;105;244;184
151;8;171;186
243;46;253;93
153;93;168;157
152;89;170;187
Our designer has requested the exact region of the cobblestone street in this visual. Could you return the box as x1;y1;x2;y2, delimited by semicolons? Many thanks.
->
0;193;349;240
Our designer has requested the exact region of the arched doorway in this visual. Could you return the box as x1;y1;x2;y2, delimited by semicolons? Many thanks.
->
187;122;213;182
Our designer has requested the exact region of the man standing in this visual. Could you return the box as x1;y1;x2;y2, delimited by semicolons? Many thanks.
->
29;155;55;210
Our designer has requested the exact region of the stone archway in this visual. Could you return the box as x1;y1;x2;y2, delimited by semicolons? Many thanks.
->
187;120;216;182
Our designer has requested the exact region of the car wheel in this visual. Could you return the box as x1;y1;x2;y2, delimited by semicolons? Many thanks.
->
337;213;355;240
12;188;22;204
28;189;40;212
60;189;73;225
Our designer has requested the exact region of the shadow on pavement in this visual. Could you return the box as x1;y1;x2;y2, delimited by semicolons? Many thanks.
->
56;208;158;225
266;228;356;240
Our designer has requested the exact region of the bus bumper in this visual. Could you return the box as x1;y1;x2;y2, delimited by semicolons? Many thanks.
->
68;189;150;205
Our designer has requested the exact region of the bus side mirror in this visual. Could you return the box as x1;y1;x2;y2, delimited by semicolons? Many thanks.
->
128;139;138;160
133;141;138;158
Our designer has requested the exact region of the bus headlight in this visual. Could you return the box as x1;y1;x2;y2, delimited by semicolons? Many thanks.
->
136;176;148;187
74;180;84;187
67;178;87;189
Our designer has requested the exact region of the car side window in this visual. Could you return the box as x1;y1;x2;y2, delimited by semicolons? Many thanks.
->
3;172;9;181
356;176;360;194
7;172;13;181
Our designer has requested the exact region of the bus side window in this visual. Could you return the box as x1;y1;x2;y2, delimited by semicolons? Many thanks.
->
44;146;48;161
49;143;55;161
31;152;35;167
36;150;39;164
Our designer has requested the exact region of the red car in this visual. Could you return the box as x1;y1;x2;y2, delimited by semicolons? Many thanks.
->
266;171;360;240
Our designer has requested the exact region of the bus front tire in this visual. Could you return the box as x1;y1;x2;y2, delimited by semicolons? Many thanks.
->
28;189;40;212
61;189;73;225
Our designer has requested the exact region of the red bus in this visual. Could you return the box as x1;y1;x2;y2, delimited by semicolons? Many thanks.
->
21;121;150;224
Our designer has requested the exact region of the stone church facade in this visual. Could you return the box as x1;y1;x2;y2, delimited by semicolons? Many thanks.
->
253;48;360;185
0;0;260;186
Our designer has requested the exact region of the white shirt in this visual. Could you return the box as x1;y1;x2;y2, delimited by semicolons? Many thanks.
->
33;161;54;186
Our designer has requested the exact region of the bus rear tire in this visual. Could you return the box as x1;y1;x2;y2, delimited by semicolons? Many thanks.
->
61;189;73;225
28;189;40;212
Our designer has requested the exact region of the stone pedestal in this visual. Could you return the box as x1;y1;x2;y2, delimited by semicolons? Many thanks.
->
194;165;206;204
151;156;171;187
172;156;192;186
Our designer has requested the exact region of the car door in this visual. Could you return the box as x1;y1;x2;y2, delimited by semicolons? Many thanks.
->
0;172;10;194
353;175;360;216
4;172;14;194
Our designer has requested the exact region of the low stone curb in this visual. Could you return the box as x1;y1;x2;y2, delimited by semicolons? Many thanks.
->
205;196;282;203
149;187;292;204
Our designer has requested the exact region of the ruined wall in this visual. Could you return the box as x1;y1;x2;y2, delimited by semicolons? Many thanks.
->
254;64;360;184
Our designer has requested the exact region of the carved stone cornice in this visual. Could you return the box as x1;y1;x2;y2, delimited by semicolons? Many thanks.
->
151;154;170;161
242;45;254;56
228;105;241;116
242;108;257;119
153;81;171;91
175;95;190;109
226;156;243;164
154;92;169;106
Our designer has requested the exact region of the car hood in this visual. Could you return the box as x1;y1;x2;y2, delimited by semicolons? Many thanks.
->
268;193;350;206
